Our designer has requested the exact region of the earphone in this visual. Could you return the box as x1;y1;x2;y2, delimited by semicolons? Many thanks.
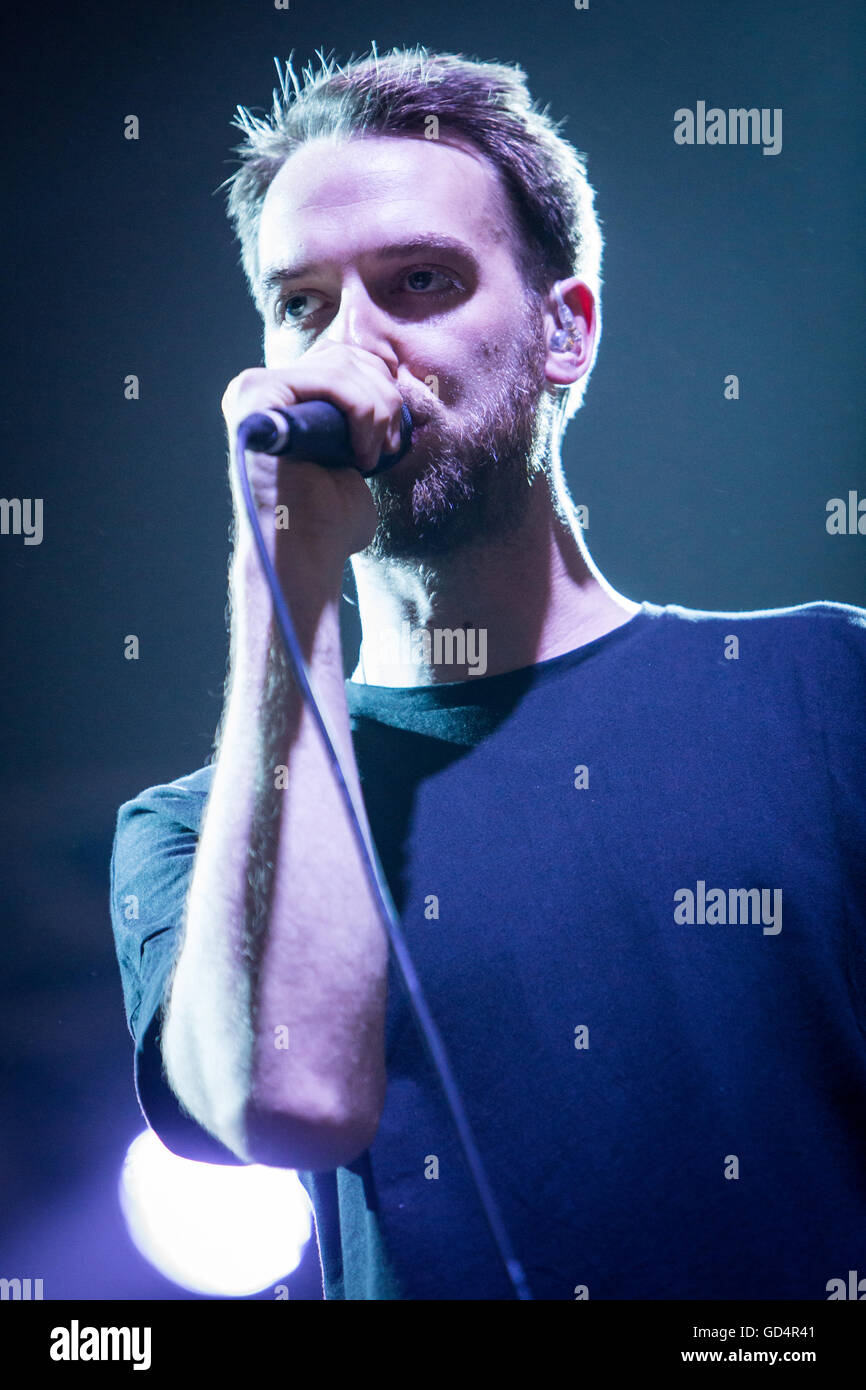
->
550;281;581;353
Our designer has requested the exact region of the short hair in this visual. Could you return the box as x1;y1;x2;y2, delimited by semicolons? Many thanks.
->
222;44;605;423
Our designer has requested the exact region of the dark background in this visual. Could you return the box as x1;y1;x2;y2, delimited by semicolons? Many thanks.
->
1;0;862;1298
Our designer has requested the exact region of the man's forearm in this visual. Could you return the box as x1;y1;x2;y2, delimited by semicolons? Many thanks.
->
162;544;389;1169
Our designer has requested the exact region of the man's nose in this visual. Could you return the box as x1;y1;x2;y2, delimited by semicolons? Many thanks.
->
322;280;399;376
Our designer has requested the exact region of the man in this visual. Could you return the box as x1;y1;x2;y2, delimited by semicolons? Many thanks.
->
110;46;866;1300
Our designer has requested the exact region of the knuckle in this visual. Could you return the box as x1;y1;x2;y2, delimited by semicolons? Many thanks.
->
222;367;263;417
236;367;265;395
373;404;394;434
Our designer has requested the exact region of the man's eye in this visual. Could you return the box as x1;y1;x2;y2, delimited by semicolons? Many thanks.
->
402;268;461;294
278;292;325;326
277;270;461;327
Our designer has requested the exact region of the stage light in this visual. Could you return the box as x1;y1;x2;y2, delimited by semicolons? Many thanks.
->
118;1130;312;1297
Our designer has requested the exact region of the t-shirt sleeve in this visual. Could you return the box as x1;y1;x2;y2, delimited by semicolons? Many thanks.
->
109;784;246;1166
800;604;866;882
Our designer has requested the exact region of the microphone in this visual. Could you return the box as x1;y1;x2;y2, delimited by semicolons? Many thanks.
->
239;400;414;475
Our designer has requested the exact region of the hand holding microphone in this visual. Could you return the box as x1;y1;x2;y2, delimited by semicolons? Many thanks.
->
221;344;409;570
239;399;413;473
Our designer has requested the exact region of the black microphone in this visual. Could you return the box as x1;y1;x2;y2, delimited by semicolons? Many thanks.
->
239;400;414;475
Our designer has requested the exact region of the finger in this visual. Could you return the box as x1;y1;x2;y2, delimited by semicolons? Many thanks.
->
271;363;402;470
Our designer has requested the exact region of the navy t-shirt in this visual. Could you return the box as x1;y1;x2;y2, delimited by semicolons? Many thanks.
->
109;599;866;1299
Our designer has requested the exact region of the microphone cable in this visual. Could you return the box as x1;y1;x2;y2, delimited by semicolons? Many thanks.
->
233;415;533;1302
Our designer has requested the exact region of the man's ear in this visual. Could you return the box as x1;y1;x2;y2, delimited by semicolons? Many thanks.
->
543;278;598;388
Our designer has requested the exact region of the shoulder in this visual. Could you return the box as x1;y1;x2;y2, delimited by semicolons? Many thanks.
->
114;763;216;840
647;596;865;633
638;601;866;738
110;765;215;901
644;598;866;661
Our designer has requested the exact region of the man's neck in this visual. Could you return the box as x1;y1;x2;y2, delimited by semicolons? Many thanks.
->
349;473;640;686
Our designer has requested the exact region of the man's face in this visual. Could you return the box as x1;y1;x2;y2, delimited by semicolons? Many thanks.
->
256;131;553;560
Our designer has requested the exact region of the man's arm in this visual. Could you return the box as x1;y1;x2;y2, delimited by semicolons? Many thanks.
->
161;350;405;1171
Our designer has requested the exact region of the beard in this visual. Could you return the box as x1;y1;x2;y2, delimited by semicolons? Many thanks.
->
362;296;555;562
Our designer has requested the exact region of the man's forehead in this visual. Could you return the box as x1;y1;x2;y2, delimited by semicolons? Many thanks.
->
258;132;512;256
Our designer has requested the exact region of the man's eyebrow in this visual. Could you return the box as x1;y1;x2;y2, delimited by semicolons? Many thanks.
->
257;235;481;301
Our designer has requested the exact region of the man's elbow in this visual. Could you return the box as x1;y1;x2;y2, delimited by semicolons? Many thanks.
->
162;1012;383;1170
162;1070;380;1171
241;1099;382;1171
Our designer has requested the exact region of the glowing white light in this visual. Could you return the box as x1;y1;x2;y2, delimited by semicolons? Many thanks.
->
119;1130;313;1297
